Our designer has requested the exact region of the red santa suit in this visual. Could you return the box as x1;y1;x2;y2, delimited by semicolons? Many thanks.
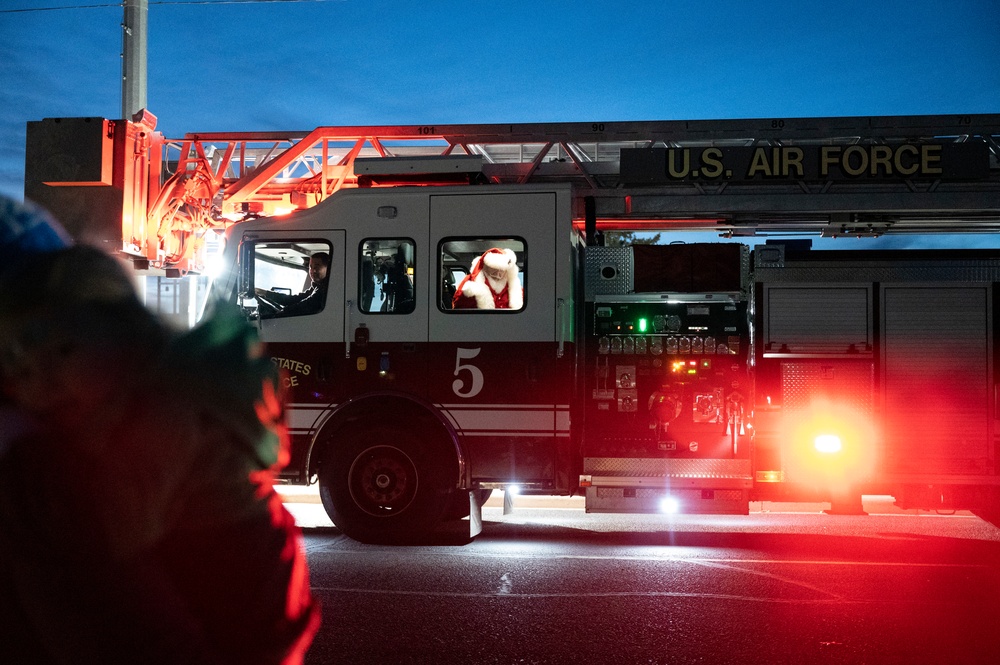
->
451;247;523;310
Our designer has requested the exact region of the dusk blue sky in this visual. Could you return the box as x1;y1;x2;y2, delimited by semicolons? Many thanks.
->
1;0;998;203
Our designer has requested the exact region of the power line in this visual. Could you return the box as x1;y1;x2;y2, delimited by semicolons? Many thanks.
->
1;0;342;14
2;3;119;11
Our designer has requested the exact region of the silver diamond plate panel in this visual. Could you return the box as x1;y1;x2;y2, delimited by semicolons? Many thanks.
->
781;361;874;412
739;245;752;294
585;247;633;298
586;486;749;514
583;457;752;478
754;244;785;268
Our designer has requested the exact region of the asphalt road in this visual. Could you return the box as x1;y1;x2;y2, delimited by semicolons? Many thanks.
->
284;494;1000;664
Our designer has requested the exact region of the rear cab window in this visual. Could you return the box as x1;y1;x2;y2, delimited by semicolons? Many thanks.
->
359;238;415;314
440;238;526;312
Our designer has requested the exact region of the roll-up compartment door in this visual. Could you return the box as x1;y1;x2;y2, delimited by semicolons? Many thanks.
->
882;285;992;475
763;286;872;356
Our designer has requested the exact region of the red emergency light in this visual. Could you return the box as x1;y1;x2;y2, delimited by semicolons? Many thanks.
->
781;399;877;491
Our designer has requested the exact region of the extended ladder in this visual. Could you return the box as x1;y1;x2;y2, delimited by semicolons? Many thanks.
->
141;115;1000;269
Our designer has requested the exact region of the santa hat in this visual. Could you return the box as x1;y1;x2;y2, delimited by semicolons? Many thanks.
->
453;247;523;310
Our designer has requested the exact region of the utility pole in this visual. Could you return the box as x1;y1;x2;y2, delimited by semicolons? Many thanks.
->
121;0;148;120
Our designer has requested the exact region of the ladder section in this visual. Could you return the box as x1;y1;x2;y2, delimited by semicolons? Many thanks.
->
143;115;1000;269
163;116;1000;222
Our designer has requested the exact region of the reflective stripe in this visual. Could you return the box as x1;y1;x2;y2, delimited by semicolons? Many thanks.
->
287;405;330;431
448;409;554;432
461;431;571;438
440;404;571;436
285;402;571;438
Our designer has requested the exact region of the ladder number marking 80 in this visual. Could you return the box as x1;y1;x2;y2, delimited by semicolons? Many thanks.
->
453;348;484;398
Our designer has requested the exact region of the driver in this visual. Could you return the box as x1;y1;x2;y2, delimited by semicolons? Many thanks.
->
255;252;330;318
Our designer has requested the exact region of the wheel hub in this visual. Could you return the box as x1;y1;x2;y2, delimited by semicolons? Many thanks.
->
349;445;419;516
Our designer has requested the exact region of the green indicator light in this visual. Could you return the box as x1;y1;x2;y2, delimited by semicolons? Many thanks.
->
638;318;648;333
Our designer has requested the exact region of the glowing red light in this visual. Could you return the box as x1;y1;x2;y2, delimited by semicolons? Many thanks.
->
814;434;843;454
782;399;877;491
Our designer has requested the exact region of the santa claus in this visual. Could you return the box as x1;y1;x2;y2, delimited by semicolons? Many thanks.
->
451;247;523;310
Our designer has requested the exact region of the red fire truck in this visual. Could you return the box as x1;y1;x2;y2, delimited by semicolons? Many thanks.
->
24;114;1000;542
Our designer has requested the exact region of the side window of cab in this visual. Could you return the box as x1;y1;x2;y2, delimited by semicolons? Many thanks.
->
241;240;332;319
440;238;526;312
359;238;415;314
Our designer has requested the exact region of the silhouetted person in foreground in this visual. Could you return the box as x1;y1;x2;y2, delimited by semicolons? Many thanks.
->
0;196;319;664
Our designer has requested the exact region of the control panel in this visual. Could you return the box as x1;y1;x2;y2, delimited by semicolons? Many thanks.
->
592;300;744;359
584;298;751;459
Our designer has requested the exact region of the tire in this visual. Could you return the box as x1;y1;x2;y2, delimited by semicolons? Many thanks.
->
318;424;453;543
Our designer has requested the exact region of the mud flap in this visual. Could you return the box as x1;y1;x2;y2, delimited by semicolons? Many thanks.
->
469;491;483;538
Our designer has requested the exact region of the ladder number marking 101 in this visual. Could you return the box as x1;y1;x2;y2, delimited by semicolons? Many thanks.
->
453;348;484;398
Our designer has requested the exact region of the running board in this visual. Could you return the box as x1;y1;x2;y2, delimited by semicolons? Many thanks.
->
581;457;752;515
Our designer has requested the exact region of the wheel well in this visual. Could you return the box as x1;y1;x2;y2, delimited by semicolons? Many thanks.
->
308;396;464;488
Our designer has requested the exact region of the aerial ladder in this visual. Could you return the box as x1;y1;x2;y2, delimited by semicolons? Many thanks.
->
24;113;1000;275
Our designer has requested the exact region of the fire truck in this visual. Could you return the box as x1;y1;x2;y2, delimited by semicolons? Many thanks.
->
23;113;1000;542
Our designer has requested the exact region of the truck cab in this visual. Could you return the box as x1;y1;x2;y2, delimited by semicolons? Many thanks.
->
210;184;577;542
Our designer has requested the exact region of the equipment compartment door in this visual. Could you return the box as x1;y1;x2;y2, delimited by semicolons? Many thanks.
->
881;285;993;476
427;190;571;485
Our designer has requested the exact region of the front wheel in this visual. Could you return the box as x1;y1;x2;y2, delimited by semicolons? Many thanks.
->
318;426;452;543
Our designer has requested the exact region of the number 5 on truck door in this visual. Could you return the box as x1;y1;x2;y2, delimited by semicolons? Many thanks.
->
453;347;483;398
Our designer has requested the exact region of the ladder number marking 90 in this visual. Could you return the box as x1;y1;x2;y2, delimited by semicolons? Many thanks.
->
453;348;484;398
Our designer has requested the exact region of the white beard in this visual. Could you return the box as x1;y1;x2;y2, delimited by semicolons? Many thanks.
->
485;274;506;293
